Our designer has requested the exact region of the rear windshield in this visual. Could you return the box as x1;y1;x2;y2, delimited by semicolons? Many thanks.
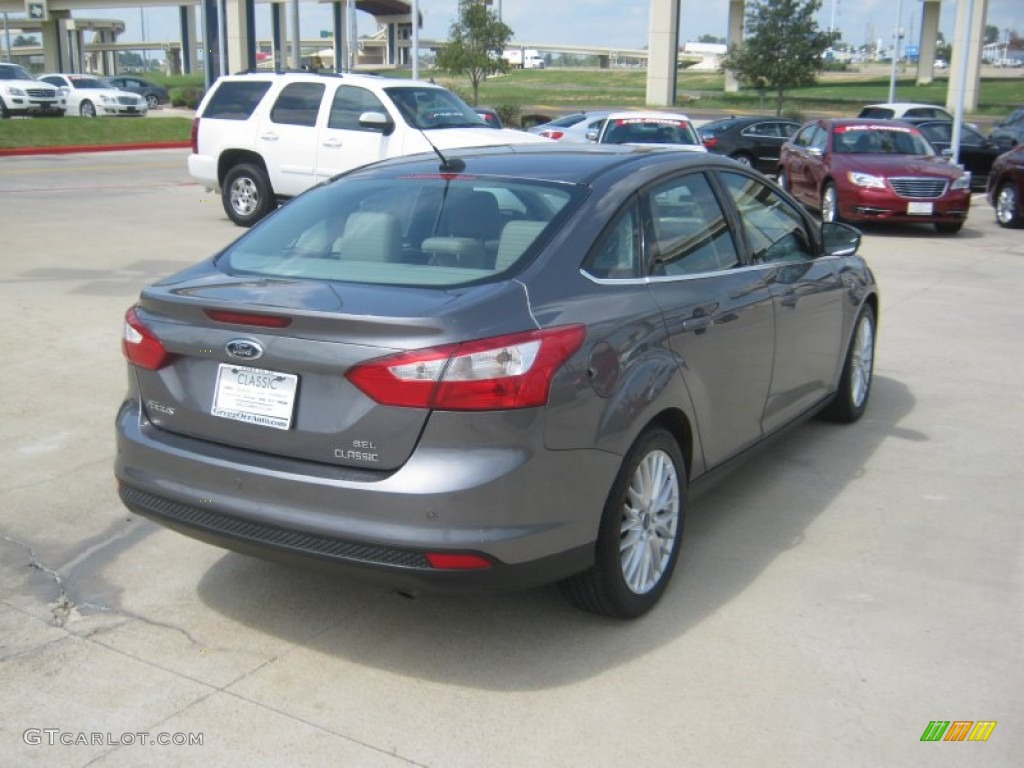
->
602;118;701;146
220;176;584;286
202;81;273;120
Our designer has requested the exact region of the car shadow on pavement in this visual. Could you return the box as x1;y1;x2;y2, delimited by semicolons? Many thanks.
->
194;374;917;691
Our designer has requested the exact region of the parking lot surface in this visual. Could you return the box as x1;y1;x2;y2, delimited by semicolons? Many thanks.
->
1;150;1021;767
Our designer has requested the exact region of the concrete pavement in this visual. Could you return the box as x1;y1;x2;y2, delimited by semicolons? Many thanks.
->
0;149;1020;767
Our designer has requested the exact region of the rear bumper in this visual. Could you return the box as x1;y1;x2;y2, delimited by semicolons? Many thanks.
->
114;400;618;592
187;153;219;191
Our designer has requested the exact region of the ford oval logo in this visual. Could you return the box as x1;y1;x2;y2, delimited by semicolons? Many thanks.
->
225;339;264;360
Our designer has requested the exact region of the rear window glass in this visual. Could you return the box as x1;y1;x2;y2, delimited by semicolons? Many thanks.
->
220;176;584;287
202;81;272;120
601;118;701;146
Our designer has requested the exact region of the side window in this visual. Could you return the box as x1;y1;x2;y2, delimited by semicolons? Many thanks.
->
583;201;641;279
328;85;388;130
810;126;828;152
269;82;324;127
720;172;814;263
792;124;816;148
648;173;738;276
202;81;271;120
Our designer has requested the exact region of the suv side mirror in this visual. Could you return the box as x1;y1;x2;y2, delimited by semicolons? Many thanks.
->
821;221;861;257
359;111;395;136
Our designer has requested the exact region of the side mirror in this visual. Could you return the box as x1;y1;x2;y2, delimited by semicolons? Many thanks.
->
941;147;954;158
821;221;861;257
808;146;824;157
358;111;395;136
585;129;599;143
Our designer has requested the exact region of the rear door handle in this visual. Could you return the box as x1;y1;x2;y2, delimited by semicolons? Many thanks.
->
681;316;712;332
259;132;279;142
679;302;720;333
321;138;342;148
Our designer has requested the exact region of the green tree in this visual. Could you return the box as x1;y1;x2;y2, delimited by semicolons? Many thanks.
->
984;25;1001;45
722;0;837;116
435;0;512;105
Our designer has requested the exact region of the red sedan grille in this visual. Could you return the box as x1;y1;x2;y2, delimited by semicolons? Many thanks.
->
889;177;948;199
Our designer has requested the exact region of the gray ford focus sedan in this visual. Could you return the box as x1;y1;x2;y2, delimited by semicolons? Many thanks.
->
116;144;878;618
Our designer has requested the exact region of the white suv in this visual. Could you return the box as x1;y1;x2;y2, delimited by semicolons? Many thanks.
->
189;72;545;226
0;63;66;118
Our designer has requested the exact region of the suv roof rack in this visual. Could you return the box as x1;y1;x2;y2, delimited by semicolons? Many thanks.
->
230;69;345;78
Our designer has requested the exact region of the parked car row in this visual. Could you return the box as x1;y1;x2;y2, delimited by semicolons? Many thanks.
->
0;65;166;118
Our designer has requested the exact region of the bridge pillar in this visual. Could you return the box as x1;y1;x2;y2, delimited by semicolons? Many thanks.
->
333;2;345;72
724;0;743;93
598;54;609;69
270;1;286;70
225;0;257;73
180;6;199;75
201;0;220;89
645;0;679;107
947;0;988;112
916;0;941;85
38;12;66;73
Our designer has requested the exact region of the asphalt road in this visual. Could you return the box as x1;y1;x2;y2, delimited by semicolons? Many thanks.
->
0;150;1021;767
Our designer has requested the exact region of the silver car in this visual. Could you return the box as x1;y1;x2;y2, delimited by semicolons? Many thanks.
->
116;145;878;618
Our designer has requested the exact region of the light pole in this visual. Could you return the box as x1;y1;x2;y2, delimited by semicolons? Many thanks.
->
887;0;904;103
411;0;419;79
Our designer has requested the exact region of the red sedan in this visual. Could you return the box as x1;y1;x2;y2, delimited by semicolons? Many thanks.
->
778;118;972;234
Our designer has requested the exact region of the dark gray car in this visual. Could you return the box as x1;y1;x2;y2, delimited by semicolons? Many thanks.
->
116;145;878;618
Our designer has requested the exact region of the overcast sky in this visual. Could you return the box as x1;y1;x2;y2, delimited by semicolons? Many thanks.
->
70;0;1022;57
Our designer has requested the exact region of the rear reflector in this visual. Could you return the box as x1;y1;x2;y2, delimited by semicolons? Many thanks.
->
205;309;292;328
346;325;586;410
425;553;492;570
122;306;171;370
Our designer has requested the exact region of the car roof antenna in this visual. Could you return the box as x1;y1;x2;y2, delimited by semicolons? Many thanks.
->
418;127;465;173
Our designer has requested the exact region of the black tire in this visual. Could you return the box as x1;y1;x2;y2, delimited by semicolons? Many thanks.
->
221;162;275;227
79;100;96;118
822;303;876;423
934;221;963;234
0;98;9;119
994;182;1022;228
821;182;840;223
731;152;753;167
561;427;686;619
146;94;159;109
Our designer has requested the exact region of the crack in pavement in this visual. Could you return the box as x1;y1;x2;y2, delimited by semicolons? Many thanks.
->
0;533;74;627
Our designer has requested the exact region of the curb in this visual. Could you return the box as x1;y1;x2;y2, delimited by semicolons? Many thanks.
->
0;141;191;157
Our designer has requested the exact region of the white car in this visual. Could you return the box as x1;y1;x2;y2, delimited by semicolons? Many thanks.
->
0;63;66;118
189;71;546;226
857;102;954;121
591;111;707;152
39;73;147;118
530;111;611;143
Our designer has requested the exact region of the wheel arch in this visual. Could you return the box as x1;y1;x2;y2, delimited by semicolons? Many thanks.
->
217;150;269;188
644;408;695;481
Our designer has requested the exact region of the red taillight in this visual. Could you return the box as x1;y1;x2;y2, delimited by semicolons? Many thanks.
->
540;130;564;140
122;306;171;370
702;137;718;149
204;309;292;328
425;553;492;570
346;325;586;411
190;117;200;154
